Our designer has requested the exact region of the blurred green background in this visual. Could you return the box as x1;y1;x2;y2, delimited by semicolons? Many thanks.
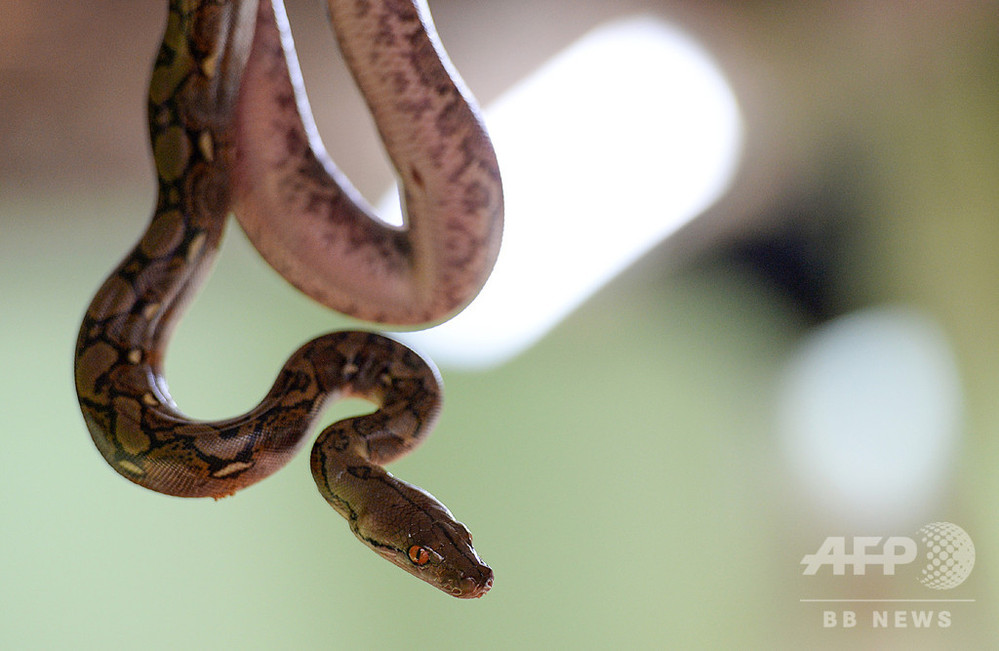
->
3;0;999;648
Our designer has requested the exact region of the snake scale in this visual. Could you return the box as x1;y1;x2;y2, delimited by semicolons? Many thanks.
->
73;0;501;599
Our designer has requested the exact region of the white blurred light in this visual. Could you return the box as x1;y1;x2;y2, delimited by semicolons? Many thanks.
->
383;16;743;368
778;307;963;526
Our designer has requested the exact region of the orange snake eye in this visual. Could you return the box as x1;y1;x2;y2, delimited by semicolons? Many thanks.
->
408;545;431;566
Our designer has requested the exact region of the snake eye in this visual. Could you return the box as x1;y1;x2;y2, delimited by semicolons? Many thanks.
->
408;545;431;566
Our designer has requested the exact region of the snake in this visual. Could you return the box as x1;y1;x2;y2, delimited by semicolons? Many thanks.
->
73;0;502;599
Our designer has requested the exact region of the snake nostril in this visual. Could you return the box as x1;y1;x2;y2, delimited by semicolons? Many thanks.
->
458;571;494;598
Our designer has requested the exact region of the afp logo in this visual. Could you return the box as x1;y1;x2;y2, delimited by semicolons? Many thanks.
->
801;522;975;589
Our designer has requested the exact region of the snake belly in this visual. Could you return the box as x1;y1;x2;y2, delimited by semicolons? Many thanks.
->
73;0;495;599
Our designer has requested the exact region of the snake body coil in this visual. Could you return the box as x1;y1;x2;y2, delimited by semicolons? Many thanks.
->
73;0;500;599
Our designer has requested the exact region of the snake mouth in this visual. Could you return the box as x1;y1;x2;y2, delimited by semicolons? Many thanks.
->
453;570;494;599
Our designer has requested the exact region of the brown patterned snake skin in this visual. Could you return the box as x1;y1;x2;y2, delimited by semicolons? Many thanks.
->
73;0;501;599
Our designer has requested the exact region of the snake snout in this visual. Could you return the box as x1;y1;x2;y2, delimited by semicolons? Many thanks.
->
455;568;493;599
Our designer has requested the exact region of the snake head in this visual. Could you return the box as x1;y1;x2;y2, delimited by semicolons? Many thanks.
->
359;480;493;599
311;433;492;598
401;521;493;599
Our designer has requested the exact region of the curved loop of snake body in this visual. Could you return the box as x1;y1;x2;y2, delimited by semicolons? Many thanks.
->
73;0;500;599
236;0;503;325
